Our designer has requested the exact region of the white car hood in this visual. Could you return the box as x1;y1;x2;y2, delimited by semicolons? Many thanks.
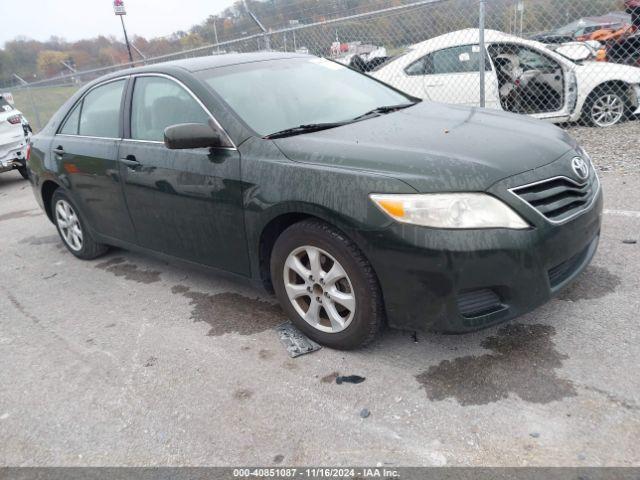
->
577;61;640;84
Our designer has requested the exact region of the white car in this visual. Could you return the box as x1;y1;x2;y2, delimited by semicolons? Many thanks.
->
0;94;29;179
373;29;640;127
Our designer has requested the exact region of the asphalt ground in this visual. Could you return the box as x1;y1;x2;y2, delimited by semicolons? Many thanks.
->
0;160;639;466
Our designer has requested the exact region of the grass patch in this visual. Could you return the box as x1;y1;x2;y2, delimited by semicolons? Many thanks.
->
12;85;80;132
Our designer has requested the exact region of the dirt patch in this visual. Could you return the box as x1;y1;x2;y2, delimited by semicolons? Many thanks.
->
557;266;622;302
416;323;576;406
171;285;286;336
320;372;339;383
259;349;275;360
95;257;161;284
22;235;60;246
234;389;254;400
0;209;41;223
144;356;158;368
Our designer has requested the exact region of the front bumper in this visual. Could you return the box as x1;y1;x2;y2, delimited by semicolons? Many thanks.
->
358;154;604;333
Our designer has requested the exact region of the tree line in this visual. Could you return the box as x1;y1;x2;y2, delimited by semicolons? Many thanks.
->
0;0;625;86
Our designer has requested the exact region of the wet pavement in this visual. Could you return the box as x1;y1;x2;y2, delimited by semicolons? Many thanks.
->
0;170;638;466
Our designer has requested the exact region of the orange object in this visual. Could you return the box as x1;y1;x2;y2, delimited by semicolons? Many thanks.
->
377;199;405;218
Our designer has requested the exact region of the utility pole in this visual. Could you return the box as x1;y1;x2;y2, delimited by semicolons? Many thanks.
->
242;0;270;50
131;43;147;62
113;0;134;63
213;18;220;53
479;0;486;108
13;74;41;130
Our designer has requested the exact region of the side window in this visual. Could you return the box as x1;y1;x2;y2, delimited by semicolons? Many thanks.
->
431;45;492;74
406;45;491;76
405;56;431;76
78;80;125;138
130;76;210;142
59;102;81;135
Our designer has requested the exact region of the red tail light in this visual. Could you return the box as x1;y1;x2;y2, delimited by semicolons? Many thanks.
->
26;144;32;162
7;115;21;125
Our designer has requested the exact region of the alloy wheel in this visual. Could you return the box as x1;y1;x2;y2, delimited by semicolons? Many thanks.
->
55;199;83;252
283;246;356;334
590;93;625;127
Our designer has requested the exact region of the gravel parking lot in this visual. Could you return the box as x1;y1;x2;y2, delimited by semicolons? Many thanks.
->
0;124;639;467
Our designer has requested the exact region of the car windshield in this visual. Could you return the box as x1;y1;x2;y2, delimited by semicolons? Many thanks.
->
198;57;412;136
555;19;597;35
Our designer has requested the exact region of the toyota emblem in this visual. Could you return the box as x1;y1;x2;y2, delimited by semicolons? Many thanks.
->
571;157;589;181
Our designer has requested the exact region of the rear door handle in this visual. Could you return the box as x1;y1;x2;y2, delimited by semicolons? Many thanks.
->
53;146;64;156
120;155;141;169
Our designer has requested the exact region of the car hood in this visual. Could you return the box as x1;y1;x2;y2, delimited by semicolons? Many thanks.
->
578;61;640;82
273;102;577;192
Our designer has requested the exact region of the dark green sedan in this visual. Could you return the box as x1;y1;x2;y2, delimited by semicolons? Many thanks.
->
28;52;602;350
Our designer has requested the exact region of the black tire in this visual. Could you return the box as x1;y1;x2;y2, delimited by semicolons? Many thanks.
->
52;190;109;260
582;86;630;128
271;219;384;350
17;166;28;180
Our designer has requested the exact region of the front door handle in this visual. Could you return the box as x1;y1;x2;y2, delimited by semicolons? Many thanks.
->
120;155;141;169
53;146;64;156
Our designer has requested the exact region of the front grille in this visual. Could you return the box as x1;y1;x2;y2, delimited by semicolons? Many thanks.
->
511;176;598;223
457;289;504;318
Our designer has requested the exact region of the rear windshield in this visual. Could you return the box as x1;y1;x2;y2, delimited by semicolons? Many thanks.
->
198;57;410;136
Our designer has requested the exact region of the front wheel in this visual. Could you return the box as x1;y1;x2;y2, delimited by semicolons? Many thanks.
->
52;190;109;260
271;220;384;350
584;88;628;127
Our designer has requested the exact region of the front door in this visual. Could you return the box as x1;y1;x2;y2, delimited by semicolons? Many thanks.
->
118;75;250;275
53;78;137;243
488;43;571;120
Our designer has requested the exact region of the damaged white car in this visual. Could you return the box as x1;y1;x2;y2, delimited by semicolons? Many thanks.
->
0;93;30;179
373;29;640;127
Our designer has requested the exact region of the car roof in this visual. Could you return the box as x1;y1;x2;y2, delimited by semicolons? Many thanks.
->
405;29;538;52
112;51;311;77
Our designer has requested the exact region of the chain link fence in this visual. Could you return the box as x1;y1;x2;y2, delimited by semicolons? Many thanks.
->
6;0;640;132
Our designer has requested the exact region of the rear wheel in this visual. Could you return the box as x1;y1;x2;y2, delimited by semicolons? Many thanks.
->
271;220;384;350
52;190;109;260
584;87;628;127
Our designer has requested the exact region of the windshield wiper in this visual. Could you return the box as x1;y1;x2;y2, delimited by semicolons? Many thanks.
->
351;102;418;122
263;101;420;139
264;122;347;139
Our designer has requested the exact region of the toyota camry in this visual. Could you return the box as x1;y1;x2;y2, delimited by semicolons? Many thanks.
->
27;52;602;349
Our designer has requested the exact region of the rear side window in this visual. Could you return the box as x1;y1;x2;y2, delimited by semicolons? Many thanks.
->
78;80;125;138
59;103;81;135
130;76;210;142
406;45;492;75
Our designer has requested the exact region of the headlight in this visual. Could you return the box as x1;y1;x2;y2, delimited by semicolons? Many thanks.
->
370;193;530;230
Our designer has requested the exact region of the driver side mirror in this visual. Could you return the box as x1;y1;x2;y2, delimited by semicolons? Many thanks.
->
164;122;226;150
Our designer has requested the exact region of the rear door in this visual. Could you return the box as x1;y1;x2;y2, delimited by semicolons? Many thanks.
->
419;45;501;109
53;78;137;243
117;74;250;275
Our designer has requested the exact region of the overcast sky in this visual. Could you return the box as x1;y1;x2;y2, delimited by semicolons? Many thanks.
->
1;0;237;47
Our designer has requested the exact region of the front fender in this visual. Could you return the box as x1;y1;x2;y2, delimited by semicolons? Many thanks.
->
238;136;416;282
